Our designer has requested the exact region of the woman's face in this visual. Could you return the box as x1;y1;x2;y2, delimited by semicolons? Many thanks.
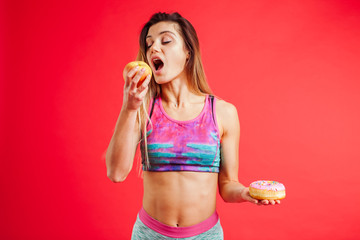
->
146;21;189;84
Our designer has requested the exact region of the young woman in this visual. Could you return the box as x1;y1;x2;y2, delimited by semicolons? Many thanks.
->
106;12;280;240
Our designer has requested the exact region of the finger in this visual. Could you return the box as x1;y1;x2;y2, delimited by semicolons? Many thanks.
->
269;200;276;205
129;68;146;90
137;86;149;100
276;200;281;204
242;189;258;205
261;200;269;205
125;66;139;86
137;74;151;92
131;75;150;101
246;195;258;204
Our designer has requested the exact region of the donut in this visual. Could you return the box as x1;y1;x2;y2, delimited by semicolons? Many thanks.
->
249;180;286;200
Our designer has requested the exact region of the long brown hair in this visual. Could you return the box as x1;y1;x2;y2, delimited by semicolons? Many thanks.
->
136;12;213;169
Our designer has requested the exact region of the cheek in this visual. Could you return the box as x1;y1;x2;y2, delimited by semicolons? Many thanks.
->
146;52;151;63
170;49;187;65
174;53;187;68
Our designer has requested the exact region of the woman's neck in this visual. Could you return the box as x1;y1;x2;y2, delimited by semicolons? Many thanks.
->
160;78;201;109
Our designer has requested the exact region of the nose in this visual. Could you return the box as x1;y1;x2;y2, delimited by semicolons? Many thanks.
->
149;40;161;53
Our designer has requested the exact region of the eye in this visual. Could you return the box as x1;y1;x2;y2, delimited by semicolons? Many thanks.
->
146;40;153;49
162;36;172;45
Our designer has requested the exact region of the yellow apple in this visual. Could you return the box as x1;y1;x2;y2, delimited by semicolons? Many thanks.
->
123;61;152;86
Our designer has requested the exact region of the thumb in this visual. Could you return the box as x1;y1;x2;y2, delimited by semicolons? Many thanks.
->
241;188;259;204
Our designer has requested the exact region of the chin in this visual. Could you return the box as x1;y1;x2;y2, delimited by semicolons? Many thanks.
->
154;78;168;85
153;75;169;85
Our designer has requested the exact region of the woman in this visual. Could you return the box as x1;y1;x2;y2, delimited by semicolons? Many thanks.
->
106;12;280;239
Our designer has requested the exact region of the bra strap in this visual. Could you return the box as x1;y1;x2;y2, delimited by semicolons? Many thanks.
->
209;95;216;126
147;96;156;127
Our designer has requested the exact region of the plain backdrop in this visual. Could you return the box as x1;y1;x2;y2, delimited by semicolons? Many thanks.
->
2;0;360;239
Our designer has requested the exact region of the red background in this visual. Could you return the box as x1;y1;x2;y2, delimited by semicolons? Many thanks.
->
2;0;360;239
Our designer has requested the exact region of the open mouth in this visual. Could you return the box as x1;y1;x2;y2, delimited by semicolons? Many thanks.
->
152;58;164;71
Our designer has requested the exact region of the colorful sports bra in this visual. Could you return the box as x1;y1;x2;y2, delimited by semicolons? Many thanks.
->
140;94;221;172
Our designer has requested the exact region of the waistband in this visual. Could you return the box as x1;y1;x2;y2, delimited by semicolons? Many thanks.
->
138;207;219;238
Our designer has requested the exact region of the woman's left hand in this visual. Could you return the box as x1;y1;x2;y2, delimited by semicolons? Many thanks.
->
240;187;281;205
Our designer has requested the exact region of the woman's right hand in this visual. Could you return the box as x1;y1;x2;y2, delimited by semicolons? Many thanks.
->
122;66;151;111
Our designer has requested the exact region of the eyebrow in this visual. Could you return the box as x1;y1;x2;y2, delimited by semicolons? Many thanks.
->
146;31;176;39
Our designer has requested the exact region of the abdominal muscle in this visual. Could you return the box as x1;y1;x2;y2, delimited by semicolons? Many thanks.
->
142;171;218;227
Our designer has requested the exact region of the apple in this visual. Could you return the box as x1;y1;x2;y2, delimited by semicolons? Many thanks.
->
123;61;152;86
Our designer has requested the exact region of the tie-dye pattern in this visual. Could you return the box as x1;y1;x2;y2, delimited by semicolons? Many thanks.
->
141;95;221;172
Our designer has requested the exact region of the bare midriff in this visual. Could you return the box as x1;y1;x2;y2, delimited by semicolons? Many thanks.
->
142;171;218;227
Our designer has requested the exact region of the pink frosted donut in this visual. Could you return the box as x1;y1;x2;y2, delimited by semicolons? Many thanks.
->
249;180;286;200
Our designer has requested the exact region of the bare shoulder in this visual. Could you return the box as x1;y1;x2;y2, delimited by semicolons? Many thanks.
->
214;98;240;137
215;98;238;117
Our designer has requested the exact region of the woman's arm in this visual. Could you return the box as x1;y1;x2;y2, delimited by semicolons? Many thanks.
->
216;100;254;203
216;100;279;205
106;108;140;182
106;67;151;182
